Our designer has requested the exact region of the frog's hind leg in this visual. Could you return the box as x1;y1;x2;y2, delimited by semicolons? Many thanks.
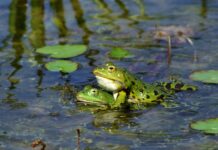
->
156;80;197;92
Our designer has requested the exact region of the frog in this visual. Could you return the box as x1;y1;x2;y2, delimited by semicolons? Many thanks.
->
93;62;197;109
76;85;150;110
76;85;114;107
76;81;196;110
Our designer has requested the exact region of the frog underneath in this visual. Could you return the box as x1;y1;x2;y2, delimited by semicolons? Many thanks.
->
76;85;114;107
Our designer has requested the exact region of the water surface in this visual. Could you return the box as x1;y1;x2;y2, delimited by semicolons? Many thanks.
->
1;0;218;149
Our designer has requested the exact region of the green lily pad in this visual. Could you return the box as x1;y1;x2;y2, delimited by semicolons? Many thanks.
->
36;44;87;58
190;70;218;84
108;47;133;59
190;118;218;134
45;60;78;73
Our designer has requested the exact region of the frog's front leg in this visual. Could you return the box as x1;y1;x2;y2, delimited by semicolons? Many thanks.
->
110;91;127;109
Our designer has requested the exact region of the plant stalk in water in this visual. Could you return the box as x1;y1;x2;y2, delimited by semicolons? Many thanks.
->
76;128;81;150
167;35;171;65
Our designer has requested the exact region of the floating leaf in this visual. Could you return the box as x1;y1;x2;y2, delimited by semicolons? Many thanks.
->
108;47;133;59
190;118;218;134
36;45;87;58
190;70;218;84
45;60;78;73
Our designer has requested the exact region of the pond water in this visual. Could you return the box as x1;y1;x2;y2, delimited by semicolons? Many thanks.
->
1;0;218;149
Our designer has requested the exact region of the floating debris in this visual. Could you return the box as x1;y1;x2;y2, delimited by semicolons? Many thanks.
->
31;139;46;150
153;25;194;45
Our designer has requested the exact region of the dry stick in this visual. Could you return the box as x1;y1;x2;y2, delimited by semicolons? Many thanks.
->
76;129;81;150
167;35;172;65
186;37;197;62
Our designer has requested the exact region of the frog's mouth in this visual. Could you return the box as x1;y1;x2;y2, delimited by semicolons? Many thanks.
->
76;95;107;105
95;75;125;92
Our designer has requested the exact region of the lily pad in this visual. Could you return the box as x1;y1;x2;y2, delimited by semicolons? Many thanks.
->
36;45;87;58
45;60;78;73
108;47;133;59
190;118;218;134
190;70;218;84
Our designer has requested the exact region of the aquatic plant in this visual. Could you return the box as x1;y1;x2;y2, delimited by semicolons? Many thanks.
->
190;70;218;84
190;118;218;134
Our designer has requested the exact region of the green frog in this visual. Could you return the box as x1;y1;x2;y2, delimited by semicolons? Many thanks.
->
93;62;197;109
76;85;147;110
76;85;114;107
76;82;196;110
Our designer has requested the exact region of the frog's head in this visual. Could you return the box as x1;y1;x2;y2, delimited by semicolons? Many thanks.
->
76;85;114;105
93;62;127;92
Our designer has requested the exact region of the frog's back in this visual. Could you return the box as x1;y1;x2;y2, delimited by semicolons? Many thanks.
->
130;84;168;104
124;71;168;104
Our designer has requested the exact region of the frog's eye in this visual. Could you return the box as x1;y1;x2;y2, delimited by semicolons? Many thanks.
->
89;88;98;96
108;65;116;72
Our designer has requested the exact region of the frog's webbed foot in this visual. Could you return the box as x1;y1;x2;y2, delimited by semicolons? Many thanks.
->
91;105;111;113
130;103;148;110
160;99;179;108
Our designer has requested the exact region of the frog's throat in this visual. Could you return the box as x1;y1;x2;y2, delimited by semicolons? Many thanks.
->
95;75;125;92
113;92;118;100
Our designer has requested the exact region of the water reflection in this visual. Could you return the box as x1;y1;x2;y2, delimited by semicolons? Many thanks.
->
115;0;139;26
70;0;92;45
29;0;45;96
93;0;120;31
201;0;207;18
50;0;68;42
30;0;45;48
9;0;26;82
135;0;145;17
94;0;112;14
133;0;150;20
115;0;129;18
1;0;218;149
3;0;27;108
2;93;27;109
92;110;140;130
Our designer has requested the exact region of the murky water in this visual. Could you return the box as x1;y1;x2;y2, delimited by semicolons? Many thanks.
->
1;0;218;149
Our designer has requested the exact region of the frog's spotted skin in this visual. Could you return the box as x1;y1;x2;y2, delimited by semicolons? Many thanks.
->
156;81;197;92
93;62;197;108
127;85;167;105
76;85;114;106
93;63;169;106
